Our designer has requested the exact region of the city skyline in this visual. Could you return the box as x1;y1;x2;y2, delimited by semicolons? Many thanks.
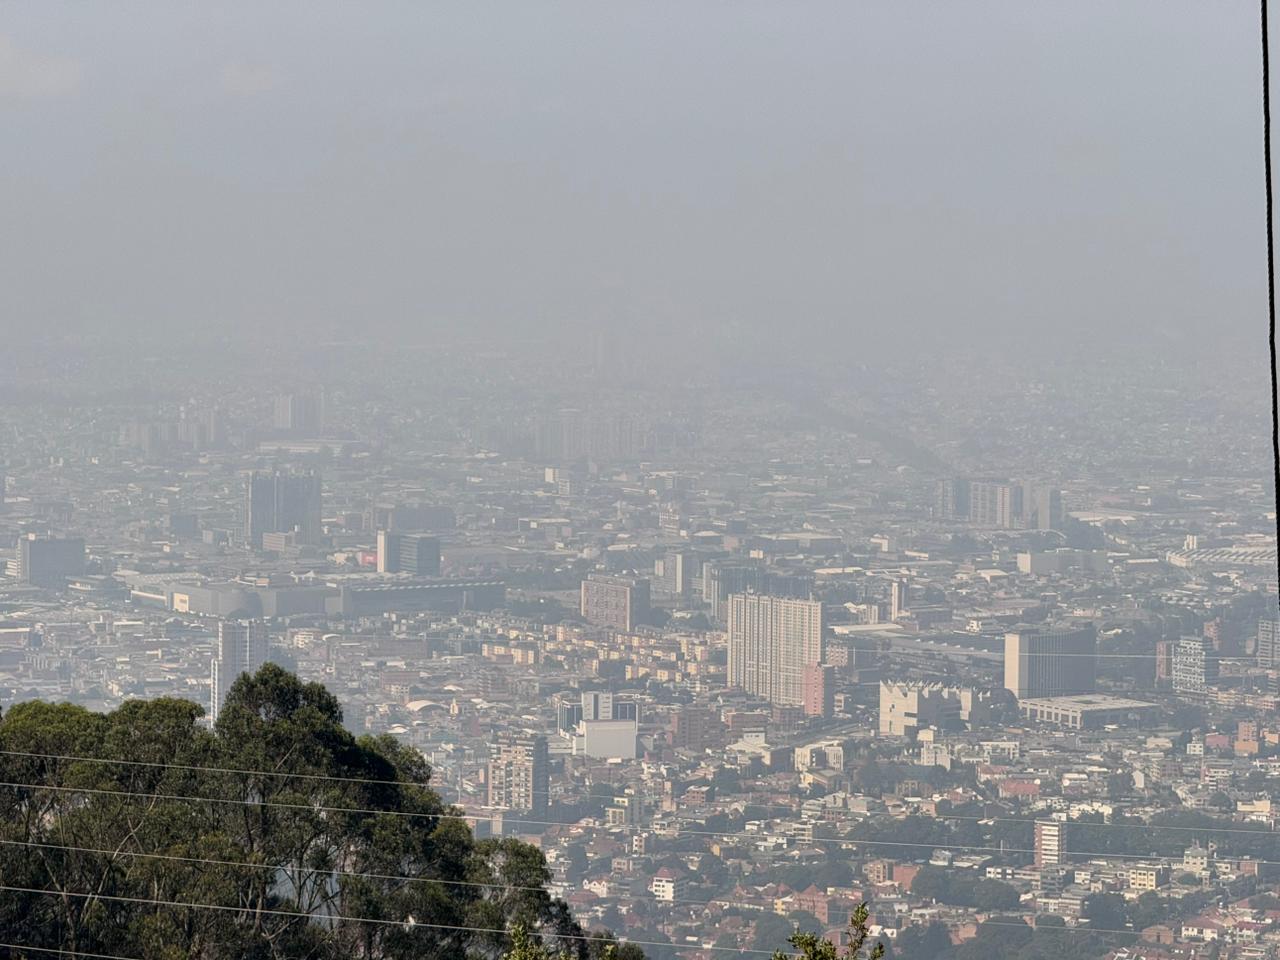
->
0;3;1276;960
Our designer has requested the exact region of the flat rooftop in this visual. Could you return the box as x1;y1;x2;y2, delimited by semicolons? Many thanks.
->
1018;694;1157;710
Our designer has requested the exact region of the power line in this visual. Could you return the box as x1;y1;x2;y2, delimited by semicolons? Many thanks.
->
0;881;1215;951
0;748;414;791
976;920;1148;940
0;943;142;960
0;743;1168;798
0;777;1276;863
0;830;1266;925
3;760;1278;844
0;884;786;957
0;835;617;904
1265;0;1280;610
0;836;880;917
861;648;1263;662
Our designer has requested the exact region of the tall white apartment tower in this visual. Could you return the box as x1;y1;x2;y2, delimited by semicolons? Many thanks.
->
1034;819;1065;868
210;619;269;724
727;594;823;706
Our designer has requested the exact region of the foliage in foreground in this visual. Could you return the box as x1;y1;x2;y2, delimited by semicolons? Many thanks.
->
773;902;887;960
0;664;627;960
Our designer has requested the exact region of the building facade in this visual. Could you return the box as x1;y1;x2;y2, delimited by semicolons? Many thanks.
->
580;574;650;632
1259;618;1280;668
376;531;442;576
1173;636;1218;693
246;470;322;547
727;594;823;706
17;534;86;588
1003;623;1096;698
487;733;549;817
209;619;269;725
1034;819;1064;868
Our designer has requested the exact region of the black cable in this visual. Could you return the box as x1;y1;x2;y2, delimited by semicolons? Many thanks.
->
1266;0;1280;616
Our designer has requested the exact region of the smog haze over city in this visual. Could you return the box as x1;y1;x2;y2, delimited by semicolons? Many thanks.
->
0;5;1278;960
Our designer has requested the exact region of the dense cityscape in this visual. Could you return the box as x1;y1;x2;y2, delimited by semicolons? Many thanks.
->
0;332;1276;960
1;2;1272;957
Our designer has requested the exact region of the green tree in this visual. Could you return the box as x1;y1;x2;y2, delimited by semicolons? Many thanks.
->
972;879;1020;912
1082;893;1131;936
788;910;824;935
905;865;950;903
771;902;886;960
0;666;632;960
1128;892;1169;930
754;912;796;954
893;922;952;960
505;923;573;960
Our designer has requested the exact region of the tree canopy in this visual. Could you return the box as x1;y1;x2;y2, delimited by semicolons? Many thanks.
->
0;664;626;960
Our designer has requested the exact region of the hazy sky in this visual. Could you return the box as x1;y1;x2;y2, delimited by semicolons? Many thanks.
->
0;2;1268;352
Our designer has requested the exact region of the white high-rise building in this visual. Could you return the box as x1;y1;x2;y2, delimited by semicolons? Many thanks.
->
889;579;908;621
727;594;823;706
1257;618;1280;668
210;620;269;724
1172;636;1218;693
1034;819;1064;868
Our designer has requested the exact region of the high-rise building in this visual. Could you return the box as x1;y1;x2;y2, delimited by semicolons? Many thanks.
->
727;594;824;707
17;534;86;588
273;392;325;435
670;705;720;752
970;480;1023;529
534;410;645;462
1034;820;1065;868
802;663;835;719
936;479;971;520
942;478;1051;529
1173;636;1218;693
1258;619;1280;668
580;574;650;632
655;550;695;598
1003;623;1097;698
209;619;269;725
580;690;613;721
889;579;908;621
1025;485;1064;531
702;562;812;623
246;470;322;548
658;504;684;538
555;696;584;736
553;691;639;758
573;713;638;759
487;733;549;816
376;531;442;576
1155;639;1178;685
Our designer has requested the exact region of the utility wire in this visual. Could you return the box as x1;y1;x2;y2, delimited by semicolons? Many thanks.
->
1265;0;1280;606
0;778;1276;862
0;885;788;957
0;884;1222;949
7;746;1275;846
0;942;143;960
1;763;1276;842
6;743;1274;820
0;834;1266;919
